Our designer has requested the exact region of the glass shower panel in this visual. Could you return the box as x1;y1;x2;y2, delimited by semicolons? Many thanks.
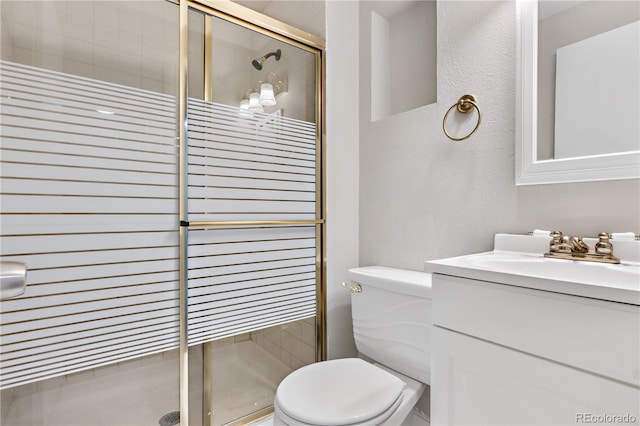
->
0;2;180;425
186;9;320;425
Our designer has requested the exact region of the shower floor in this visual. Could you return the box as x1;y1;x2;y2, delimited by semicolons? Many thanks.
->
2;341;290;426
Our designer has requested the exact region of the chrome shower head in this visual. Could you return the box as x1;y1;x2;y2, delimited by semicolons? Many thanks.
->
251;49;281;70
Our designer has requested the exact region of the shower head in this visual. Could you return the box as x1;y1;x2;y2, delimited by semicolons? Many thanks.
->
251;49;281;70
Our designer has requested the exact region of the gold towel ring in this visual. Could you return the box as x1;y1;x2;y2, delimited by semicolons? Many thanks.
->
443;95;481;141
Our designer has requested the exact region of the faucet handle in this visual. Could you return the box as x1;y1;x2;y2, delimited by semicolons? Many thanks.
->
549;231;572;253
595;232;614;256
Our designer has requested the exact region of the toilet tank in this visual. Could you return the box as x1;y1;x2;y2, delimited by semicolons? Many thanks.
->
348;266;432;384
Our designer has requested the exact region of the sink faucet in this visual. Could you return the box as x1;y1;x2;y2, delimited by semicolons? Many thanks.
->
546;231;620;264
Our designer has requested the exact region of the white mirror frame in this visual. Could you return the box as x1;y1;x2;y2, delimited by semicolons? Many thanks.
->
515;0;640;186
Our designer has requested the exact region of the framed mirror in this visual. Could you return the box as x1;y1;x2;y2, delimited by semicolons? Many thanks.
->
516;0;640;185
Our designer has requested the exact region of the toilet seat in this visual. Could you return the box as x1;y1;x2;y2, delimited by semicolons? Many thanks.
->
274;358;406;426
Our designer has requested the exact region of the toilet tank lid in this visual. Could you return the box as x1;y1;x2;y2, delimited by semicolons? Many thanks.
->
348;266;432;298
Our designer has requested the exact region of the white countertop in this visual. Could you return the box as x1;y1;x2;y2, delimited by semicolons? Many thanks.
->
424;234;640;305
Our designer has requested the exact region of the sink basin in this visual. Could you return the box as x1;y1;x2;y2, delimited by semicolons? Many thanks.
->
468;252;639;289
424;233;640;305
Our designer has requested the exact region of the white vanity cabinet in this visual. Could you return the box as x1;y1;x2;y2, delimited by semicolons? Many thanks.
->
431;274;640;426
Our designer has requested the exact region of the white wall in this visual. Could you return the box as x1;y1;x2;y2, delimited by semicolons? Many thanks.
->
325;0;360;359
358;1;640;270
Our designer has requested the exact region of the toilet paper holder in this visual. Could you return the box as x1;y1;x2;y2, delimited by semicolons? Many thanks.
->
1;261;28;300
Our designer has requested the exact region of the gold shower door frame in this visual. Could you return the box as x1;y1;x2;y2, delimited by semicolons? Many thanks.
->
177;1;326;424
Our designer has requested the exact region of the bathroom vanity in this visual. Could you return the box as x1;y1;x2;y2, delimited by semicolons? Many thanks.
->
425;234;640;425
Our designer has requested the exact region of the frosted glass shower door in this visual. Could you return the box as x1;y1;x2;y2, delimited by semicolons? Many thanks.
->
184;7;323;425
0;1;181;425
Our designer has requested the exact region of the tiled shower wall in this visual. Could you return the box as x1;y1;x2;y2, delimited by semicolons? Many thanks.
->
209;317;316;371
250;318;317;370
0;0;204;97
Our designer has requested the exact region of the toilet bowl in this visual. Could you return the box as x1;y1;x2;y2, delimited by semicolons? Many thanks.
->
274;266;432;426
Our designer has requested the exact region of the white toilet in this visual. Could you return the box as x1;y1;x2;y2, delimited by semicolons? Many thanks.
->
274;266;432;426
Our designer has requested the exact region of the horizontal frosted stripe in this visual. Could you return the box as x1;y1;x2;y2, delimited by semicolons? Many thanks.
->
188;175;314;193
188;154;314;175
3;280;178;313
188;159;314;179
1;291;179;325
2;326;180;368
188;132;314;156
187;100;315;132
1;335;178;381
189;225;314;243
189;121;315;150
189;240;315;258
0;147;176;175
0;163;178;187
189;292;315;322
1;231;178;256
1;307;179;344
189;200;314;216
188;188;315;202
2;252;176;274
14;271;178;300
2;115;175;144
1;138;175;165
187;248;316;271
188;143;314;163
1;62;175;109
188;281;315;311
189;164;315;183
187;103;315;139
1;297;178;335
189;175;316;194
188;259;315;280
189;272;316;297
188;147;314;169
186;98;314;126
189;125;315;154
1;195;175;214
189;312;315;345
2;177;176;200
2;113;175;146
0;215;178;236
191;305;315;331
190;296;315;326
1;125;178;155
2;316;177;356
0;342;179;389
1;86;174;125
2;96;174;132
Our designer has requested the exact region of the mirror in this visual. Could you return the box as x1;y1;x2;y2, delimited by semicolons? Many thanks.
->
516;0;640;185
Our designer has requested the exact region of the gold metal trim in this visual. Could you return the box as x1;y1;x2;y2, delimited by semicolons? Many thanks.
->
187;219;324;227
222;407;274;426
187;0;324;50
179;0;190;424
203;341;213;426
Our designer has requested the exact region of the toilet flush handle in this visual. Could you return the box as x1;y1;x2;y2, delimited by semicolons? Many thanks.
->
341;281;362;293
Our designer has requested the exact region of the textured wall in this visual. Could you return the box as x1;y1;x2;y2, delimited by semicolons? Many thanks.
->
325;1;360;359
359;1;640;270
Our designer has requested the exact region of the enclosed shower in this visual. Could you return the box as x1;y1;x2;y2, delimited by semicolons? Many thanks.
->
0;1;325;425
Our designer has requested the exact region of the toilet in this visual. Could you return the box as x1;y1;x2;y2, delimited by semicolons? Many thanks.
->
274;266;432;426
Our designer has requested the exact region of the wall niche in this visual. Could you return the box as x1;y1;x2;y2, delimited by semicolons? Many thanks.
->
369;0;437;121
